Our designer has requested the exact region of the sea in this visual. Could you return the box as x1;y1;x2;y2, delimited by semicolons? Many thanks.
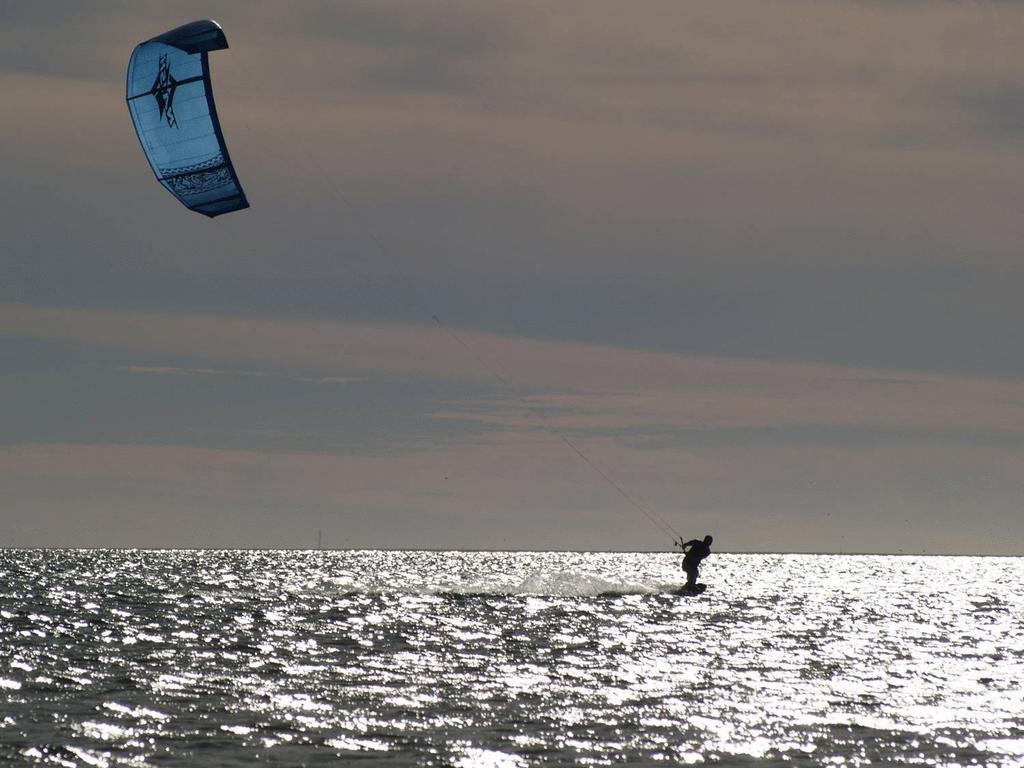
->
0;550;1021;767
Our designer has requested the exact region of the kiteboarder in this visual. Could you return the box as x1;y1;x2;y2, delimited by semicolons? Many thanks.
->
678;535;713;589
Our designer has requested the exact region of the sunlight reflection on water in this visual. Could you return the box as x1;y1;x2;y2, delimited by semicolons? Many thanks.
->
0;550;1022;766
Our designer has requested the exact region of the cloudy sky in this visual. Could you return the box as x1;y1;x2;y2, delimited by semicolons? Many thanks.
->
2;1;1023;553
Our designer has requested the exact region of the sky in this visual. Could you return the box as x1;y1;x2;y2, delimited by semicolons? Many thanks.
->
2;1;1023;553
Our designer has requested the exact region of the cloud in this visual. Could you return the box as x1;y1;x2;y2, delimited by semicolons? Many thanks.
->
4;430;1023;553
3;300;1023;552
5;1;1024;384
7;1;1024;250
962;86;1024;142
5;3;1024;551
118;364;359;385
5;301;1024;441
120;365;267;378
291;375;363;385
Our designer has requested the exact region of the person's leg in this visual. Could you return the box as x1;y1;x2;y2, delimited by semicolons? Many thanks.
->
684;566;698;588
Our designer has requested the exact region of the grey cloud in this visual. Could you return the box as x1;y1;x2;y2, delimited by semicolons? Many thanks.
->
119;365;268;378
618;425;1024;452
5;1;1024;550
0;337;493;455
246;2;531;98
963;86;1024;141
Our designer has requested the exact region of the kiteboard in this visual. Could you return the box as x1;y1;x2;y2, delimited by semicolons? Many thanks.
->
673;583;708;596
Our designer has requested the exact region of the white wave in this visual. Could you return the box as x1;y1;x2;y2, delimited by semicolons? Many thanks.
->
512;571;658;596
325;571;666;597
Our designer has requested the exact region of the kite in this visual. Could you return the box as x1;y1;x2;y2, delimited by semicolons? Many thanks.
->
126;20;248;217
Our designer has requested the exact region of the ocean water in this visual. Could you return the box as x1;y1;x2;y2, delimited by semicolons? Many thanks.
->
0;550;1022;767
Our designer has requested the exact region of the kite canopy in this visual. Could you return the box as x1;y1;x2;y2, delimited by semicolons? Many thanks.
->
126;20;248;217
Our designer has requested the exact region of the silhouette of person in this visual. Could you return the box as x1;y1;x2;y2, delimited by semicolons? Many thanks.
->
679;535;713;588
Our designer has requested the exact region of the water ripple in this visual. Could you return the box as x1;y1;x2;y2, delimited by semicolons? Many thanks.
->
1;550;1022;766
